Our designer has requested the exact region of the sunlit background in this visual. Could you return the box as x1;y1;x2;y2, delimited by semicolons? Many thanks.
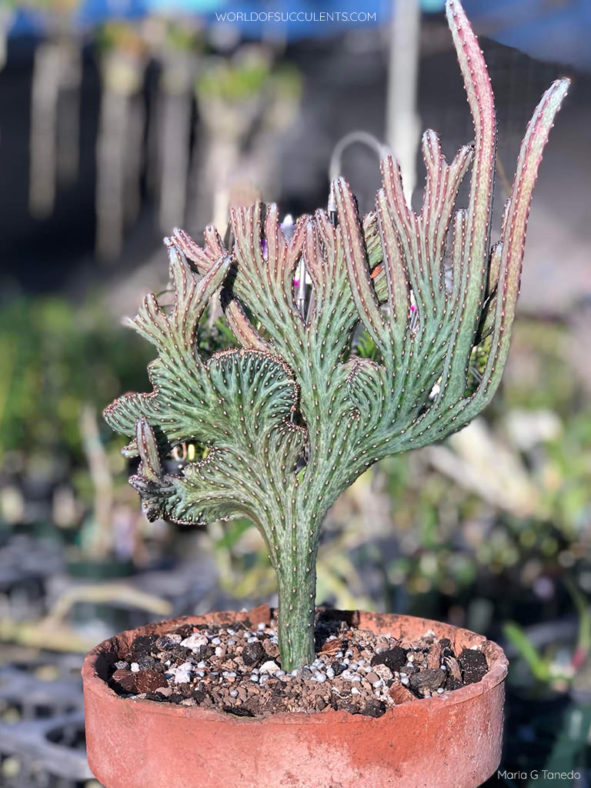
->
0;0;590;785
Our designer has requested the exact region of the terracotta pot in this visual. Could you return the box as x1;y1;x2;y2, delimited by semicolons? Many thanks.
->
82;605;508;788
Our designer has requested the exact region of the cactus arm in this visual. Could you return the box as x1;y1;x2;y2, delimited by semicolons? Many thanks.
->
220;291;271;353
364;210;383;275
103;247;232;446
334;177;385;348
460;77;571;417
376;186;409;353
427;136;474;301
380;156;425;319
230;203;307;362
129;418;270;527
128;244;230;360
170;225;225;274
437;0;496;405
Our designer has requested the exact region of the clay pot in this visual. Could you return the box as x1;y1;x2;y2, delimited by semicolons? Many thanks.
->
82;605;508;788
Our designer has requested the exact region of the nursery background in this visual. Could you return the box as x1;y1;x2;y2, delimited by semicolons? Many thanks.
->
0;0;590;785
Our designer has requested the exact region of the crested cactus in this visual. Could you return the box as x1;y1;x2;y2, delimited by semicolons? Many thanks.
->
105;0;569;670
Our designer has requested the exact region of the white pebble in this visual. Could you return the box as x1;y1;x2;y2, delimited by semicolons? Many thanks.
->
401;677;409;686
130;662;139;673
211;637;221;646
230;689;238;697
313;672;326;683
180;633;208;651
172;662;193;684
197;661;206;669
258;623;266;631
215;647;224;657
250;674;259;682
259;660;281;674
437;688;444;694
341;670;361;682
351;687;360;695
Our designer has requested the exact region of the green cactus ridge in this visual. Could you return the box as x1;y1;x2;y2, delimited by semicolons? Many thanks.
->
105;0;570;669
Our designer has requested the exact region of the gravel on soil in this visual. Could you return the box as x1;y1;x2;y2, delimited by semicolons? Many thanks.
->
108;613;490;718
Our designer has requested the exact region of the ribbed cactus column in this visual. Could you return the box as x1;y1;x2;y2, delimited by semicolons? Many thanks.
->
276;531;318;670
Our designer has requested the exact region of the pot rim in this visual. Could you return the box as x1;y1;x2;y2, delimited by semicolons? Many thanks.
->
82;606;508;726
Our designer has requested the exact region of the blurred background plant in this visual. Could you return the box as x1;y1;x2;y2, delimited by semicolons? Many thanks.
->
0;294;154;565
0;0;590;784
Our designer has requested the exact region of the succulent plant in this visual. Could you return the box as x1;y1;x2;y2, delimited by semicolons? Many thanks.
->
105;0;569;669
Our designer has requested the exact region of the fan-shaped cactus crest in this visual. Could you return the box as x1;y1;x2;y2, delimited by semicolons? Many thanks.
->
105;0;569;669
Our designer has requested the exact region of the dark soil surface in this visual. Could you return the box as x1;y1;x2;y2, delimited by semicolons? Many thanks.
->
109;613;489;718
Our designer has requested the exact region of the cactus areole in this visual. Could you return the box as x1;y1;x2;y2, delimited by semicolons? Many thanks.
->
105;0;569;671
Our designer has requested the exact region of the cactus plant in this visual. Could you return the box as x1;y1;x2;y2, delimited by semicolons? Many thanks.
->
104;0;569;670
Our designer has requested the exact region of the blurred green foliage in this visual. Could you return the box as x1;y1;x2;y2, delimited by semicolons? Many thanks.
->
196;50;301;104
504;578;590;692
0;295;152;467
